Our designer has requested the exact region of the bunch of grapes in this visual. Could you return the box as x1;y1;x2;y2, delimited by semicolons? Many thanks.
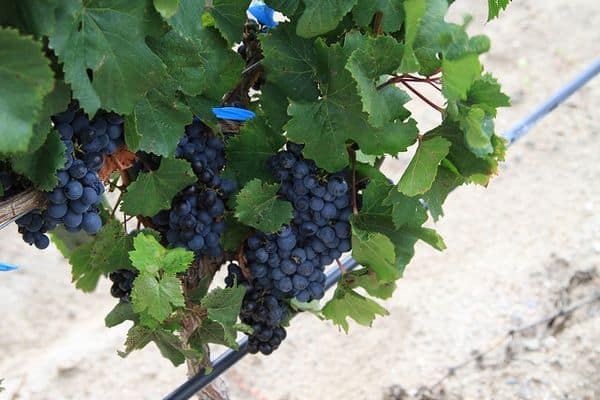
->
151;118;236;257
109;269;139;302
15;104;124;249
244;142;353;303
226;263;289;355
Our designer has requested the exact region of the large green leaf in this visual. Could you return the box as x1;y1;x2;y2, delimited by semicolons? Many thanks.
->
296;0;358;38
235;179;293;232
11;130;66;191
441;54;482;101
49;0;167;114
121;158;197;217
154;0;180;18
265;0;299;15
322;286;388;332
207;0;248;45
397;136;450;196
226;116;285;187
352;0;405;33
0;28;54;154
131;273;185;322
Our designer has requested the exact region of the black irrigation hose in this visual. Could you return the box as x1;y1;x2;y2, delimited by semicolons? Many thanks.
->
163;58;600;400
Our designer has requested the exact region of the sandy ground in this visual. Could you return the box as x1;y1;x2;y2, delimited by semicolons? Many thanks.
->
1;0;599;399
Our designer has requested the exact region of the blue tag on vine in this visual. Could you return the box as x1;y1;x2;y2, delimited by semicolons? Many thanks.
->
212;107;256;121
0;263;19;272
248;3;278;28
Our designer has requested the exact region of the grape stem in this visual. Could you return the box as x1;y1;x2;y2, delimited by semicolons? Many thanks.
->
348;147;359;215
110;191;123;219
373;12;384;35
377;73;445;113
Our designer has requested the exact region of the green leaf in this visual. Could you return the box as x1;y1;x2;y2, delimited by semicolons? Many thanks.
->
129;233;194;275
154;0;179;18
422;165;464;221
235;179;293;232
221;212;252;252
343;269;397;300
11;130;66;191
352;0;405;33
190;318;238;349
397;137;451;196
459;107;494;157
131;273;185;322
226;116;285;187
207;0;248;45
399;0;426;72
119;326;198;366
403;226;446;250
345;35;410;127
118;325;154;356
49;1;167;114
126;83;192;157
50;225;94;259
296;0;358;38
261;21;319;102
11;0;62;38
286;40;415;171
166;0;204;40
351;227;399;282
487;0;511;20
105;301;138;327
265;0;299;15
383;189;428;229
68;220;134;292
441;54;481;101
27;80;72;153
466;73;510;117
121;158;197;217
322;286;388;333
0;28;54;154
201;285;246;326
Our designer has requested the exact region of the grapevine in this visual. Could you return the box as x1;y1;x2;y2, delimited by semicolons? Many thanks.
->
0;0;513;394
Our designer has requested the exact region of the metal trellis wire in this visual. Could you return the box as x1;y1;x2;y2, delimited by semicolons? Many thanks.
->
163;57;600;400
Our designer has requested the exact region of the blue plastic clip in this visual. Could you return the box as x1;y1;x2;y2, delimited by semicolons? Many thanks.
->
248;3;278;28
211;107;256;121
0;263;19;272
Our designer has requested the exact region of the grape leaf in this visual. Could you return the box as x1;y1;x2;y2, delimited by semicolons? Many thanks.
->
466;73;511;117
459;106;494;157
166;0;204;40
49;0;167;114
345;35;410;127
119;326;199;366
235;179;293;232
404;226;446;250
154;0;179;18
422;164;464;221
264;0;299;15
226;116;285;187
383;189;428;229
11;130;66;191
441;54;482;101
26;80;72;153
261;22;319;102
201;285;246;326
399;0;426;72
351;227;399;282
105;301;138;328
296;0;358;38
131;273;185;322
286;40;417;171
10;0;61;38
322;286;388;333
190;318;238;349
0;28;54;154
207;0;248;45
221;212;252;252
352;0;405;33
343;269;396;300
397;137;451;196
488;0;511;21
121;158;197;217
126;83;192;157
68;219;134;292
129;232;194;275
50;225;94;259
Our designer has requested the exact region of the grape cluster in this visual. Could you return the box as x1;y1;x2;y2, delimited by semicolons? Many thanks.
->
15;104;124;248
244;142;352;303
151;118;236;257
226;263;289;355
109;269;139;302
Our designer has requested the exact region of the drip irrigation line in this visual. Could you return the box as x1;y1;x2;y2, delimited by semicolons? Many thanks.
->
163;58;600;400
502;57;600;144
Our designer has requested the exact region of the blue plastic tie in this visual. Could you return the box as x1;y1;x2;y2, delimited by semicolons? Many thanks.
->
248;3;278;28
211;107;256;121
0;263;19;272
